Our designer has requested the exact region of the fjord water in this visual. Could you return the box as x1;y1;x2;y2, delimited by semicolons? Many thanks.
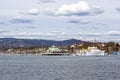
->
0;55;120;80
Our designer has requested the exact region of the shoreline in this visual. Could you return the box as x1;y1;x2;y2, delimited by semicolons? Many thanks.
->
0;53;118;56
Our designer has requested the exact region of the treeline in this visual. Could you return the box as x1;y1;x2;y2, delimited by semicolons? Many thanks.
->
0;41;119;55
67;41;120;54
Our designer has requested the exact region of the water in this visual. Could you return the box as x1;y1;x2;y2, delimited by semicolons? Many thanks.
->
0;55;120;80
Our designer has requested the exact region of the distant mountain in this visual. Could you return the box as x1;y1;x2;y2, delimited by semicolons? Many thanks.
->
0;38;83;48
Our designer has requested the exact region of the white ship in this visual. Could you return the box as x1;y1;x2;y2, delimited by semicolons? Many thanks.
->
85;47;105;56
72;47;105;56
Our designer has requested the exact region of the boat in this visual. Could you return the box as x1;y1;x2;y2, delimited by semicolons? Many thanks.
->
72;53;82;56
42;45;68;56
84;46;105;56
42;53;68;56
72;47;105;56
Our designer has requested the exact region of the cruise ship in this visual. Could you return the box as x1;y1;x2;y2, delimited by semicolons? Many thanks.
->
72;46;105;56
84;47;105;56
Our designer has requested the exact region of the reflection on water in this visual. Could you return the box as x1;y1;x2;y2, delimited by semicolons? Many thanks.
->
0;55;120;80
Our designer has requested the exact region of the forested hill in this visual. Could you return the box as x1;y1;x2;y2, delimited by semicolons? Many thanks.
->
0;38;82;48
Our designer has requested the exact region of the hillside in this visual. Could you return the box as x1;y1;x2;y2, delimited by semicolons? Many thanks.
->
0;38;82;48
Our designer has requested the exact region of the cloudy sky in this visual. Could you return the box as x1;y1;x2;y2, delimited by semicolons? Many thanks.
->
0;0;120;42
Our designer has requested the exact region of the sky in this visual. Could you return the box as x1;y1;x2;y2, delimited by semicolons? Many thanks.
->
0;0;120;42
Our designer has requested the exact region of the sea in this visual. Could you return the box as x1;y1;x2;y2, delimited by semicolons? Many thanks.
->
0;55;120;80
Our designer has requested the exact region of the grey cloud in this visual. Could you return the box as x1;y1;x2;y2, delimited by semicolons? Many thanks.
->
0;31;120;41
107;31;120;36
91;6;104;15
96;23;107;26
77;31;120;37
38;0;55;3
69;20;80;23
69;19;90;24
26;26;38;29
0;31;9;33
109;34;120;36
10;18;33;24
116;7;120;11
0;31;66;40
49;31;65;35
0;22;8;25
77;33;102;37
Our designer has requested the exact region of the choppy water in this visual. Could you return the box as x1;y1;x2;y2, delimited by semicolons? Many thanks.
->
0;55;120;80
